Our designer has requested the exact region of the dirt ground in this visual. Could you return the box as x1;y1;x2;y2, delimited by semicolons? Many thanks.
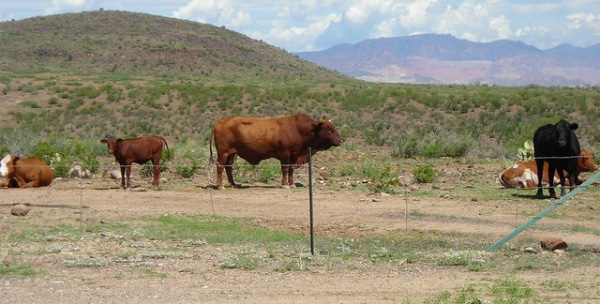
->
2;163;600;303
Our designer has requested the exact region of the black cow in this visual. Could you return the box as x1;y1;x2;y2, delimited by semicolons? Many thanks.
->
533;119;580;199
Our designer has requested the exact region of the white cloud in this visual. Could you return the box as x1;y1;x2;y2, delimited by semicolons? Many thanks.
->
173;0;252;28
431;0;518;42
345;0;383;24
489;15;511;39
44;0;90;15
263;12;341;51
398;0;439;28
567;13;600;30
515;26;548;38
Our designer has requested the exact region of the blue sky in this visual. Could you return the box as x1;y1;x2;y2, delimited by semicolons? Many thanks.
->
2;0;599;52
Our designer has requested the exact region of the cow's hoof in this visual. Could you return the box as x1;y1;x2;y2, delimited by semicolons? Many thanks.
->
281;185;291;189
216;185;225;190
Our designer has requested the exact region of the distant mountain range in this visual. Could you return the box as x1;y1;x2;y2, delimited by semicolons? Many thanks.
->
295;34;600;86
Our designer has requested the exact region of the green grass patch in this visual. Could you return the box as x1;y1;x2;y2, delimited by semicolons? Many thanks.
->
151;214;305;244
0;263;39;276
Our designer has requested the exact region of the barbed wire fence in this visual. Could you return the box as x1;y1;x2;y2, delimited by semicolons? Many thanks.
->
1;154;599;251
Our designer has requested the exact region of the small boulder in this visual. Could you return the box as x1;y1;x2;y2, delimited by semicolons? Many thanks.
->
11;204;30;216
540;238;568;251
69;165;91;178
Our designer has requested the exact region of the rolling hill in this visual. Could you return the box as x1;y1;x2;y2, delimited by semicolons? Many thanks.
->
0;10;345;80
1;11;599;161
296;34;600;86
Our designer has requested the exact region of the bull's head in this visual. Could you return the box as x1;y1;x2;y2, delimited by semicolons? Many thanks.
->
312;116;342;150
555;119;578;147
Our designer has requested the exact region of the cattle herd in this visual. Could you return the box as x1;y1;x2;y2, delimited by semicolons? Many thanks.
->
0;116;597;198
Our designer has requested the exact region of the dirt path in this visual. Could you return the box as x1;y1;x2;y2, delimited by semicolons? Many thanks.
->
2;171;600;303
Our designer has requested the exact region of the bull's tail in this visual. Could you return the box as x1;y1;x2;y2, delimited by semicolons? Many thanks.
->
209;126;215;166
161;137;170;160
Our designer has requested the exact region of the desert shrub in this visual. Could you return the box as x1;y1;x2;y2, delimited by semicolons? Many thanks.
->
339;164;357;177
66;97;84;110
67;140;101;174
367;165;394;193
48;96;59;106
257;163;279;183
140;150;170;177
413;165;436;183
394;129;474;158
0;144;9;156
19;100;40;108
31;142;70;177
176;159;200;178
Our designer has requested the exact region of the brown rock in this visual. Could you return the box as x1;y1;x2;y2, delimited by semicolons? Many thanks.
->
540;238;568;251
11;204;30;217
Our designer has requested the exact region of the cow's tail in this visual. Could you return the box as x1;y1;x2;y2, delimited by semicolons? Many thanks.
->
161;137;170;160
209;126;215;166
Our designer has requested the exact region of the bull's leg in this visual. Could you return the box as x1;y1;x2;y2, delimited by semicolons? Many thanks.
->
151;161;160;187
17;178;40;188
280;163;291;189
224;154;239;188
556;169;567;197
216;163;225;190
120;165;127;189
288;167;296;188
567;171;577;193
215;154;235;189
13;176;35;188
126;165;133;189
547;165;557;199
535;159;545;198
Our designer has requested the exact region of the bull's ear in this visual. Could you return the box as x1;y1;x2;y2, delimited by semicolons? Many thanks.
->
570;123;579;131
312;121;323;132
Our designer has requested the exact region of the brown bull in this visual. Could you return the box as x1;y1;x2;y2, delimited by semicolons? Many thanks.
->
210;114;342;189
101;136;170;189
0;155;54;188
499;149;598;189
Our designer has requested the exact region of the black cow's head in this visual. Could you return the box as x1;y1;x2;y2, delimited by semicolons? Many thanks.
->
555;119;578;147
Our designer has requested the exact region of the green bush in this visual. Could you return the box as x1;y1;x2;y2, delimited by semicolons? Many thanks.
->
176;159;200;178
257;164;279;183
413;165;436;183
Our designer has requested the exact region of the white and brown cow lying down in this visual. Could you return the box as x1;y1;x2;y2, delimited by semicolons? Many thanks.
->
498;149;598;189
0;155;54;188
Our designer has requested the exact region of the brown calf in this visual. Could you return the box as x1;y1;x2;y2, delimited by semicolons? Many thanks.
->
101;136;170;189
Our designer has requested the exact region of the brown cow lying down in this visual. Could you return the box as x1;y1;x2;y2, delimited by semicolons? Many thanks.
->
210;114;342;189
0;155;54;188
498;149;598;189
